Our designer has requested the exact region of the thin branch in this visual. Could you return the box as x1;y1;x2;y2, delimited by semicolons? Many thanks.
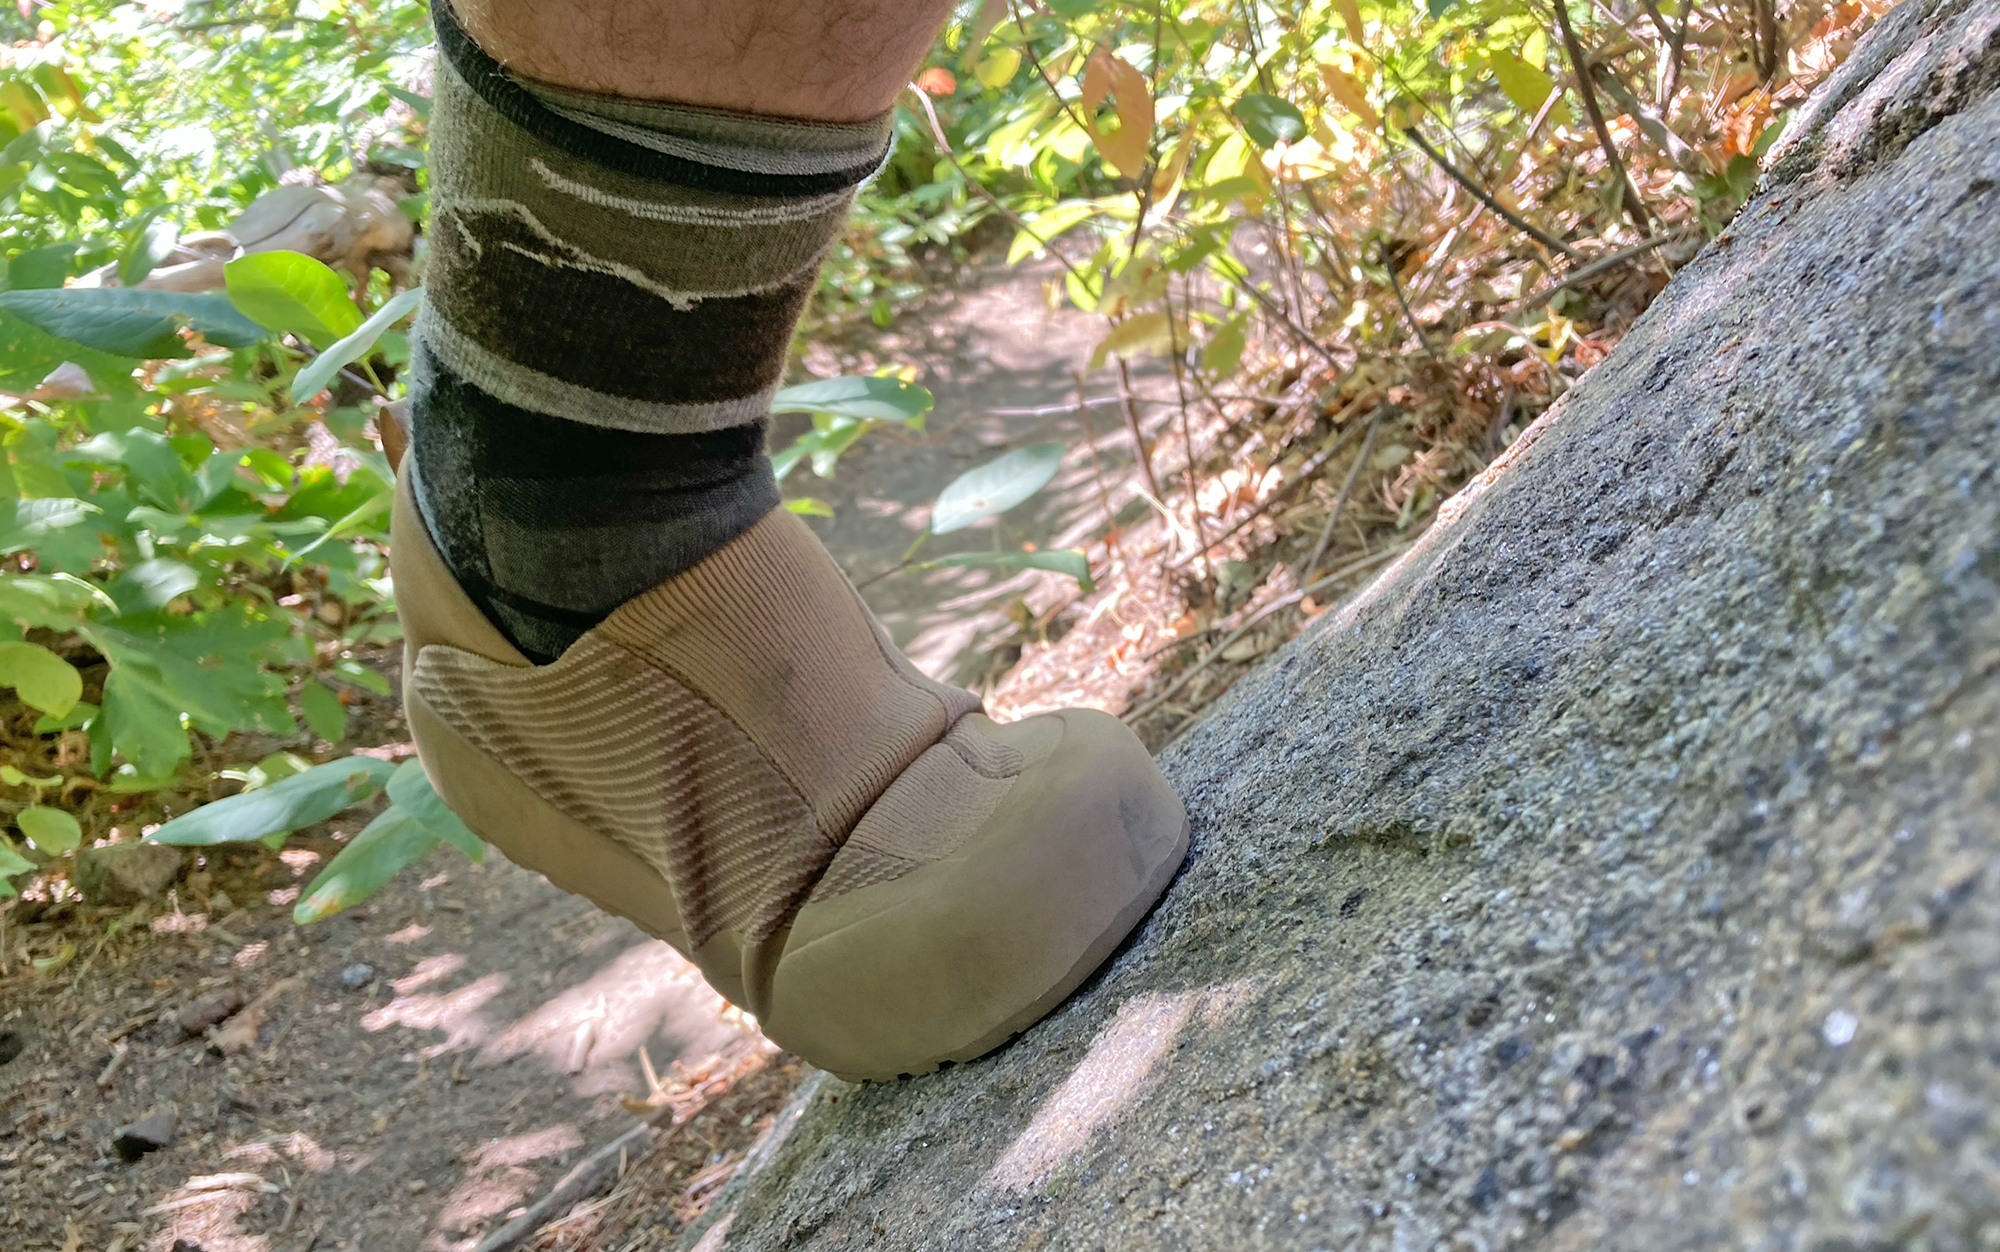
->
1073;368;1123;562
1169;397;1378;570
1589;61;1709;175
1297;408;1386;584
1553;0;1653;234
1163;279;1213;583
1114;356;1165;506
1123;540;1413;726
904;84;1095;296
1009;1;1096;140
1224;267;1346;369
1374;240;1440;364
1511;231;1684;310
1401;126;1578;258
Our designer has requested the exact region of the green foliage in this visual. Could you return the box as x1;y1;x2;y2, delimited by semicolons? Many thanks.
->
0;1;436;914
0;287;261;356
291;803;439;923
292;286;421;404
18;803;80;853
224;250;364;347
931;442;1066;535
921;547;1095;592
147;756;393;846
770;374;933;482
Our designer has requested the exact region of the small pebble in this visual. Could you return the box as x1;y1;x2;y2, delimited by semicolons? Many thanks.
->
1823;1009;1858;1047
341;963;376;989
113;1108;178;1162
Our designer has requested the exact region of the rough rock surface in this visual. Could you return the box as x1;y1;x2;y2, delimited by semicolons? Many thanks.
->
71;840;184;907
690;3;2000;1248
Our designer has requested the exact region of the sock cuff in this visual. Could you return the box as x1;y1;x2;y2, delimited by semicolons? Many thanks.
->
432;0;892;197
523;82;895;183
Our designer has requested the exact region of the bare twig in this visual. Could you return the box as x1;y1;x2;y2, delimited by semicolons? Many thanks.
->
1553;0;1653;233
1512;231;1685;310
1373;240;1440;364
1123;540;1413;725
1168;397;1379;570
1114;356;1165;506
905;84;1095;296
474;1114;683;1252
1009;1;1097;142
1400;126;1578;258
1589;62;1710;174
1223;268;1346;369
1298;409;1386;583
1163;280;1213;583
1749;0;1781;81
1074;368;1124;561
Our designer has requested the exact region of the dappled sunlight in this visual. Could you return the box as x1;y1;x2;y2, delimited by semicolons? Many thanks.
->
988;977;1270;1194
150;1134;363;1252
225;1131;356;1175
361;969;511;1057
395;951;469;994
427;1123;586;1248
988;989;1199;1192
478;940;746;1096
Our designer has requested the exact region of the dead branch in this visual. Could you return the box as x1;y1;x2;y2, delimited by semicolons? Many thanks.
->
1400;126;1578;258
1553;0;1653;234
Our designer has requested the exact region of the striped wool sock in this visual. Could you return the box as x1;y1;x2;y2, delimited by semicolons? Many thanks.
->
409;0;891;662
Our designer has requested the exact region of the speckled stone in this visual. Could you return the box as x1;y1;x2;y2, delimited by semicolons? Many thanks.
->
688;3;2000;1248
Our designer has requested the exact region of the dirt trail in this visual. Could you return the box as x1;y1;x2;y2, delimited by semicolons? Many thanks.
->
0;262;1168;1252
792;259;1176;687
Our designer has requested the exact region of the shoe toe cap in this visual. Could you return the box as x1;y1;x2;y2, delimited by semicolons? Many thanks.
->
763;709;1187;1080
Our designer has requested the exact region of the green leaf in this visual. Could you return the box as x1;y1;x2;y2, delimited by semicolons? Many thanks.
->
0;287;264;357
293;806;442;923
1008;200;1102;265
34;700;96;734
290;286;422;404
118;212;179;287
783;497;835;517
100;667;190;779
1088;312;1177;369
0;499;100;555
224;250;363;347
931;442;1065;534
0;641;80;717
0;573;117;630
147;755;394;846
385;758;483;862
17;805;81;854
7;242;76;290
922;548;1095;591
1487;50;1561;120
975;46;1021;89
299;680;347;744
1232;93;1308;148
330;657;391;697
771;375;932;425
0;837;33;877
385;85;432;118
108;558;200;614
1203;317;1248;377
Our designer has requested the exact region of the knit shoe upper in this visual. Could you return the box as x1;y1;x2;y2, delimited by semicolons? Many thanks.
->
391;465;1187;1078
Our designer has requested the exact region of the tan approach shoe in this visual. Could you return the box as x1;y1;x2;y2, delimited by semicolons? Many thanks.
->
390;465;1188;1080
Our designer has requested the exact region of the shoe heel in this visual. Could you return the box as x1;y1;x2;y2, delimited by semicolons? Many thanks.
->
405;674;692;951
